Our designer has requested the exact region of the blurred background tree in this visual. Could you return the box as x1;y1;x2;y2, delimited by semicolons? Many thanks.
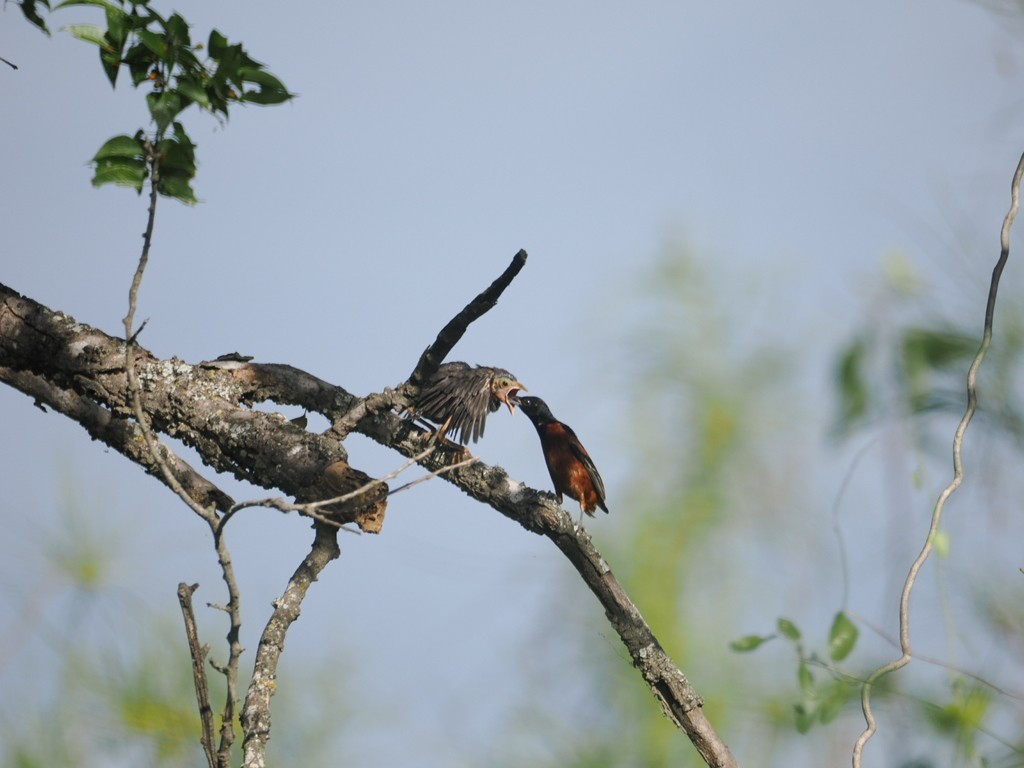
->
489;244;1024;767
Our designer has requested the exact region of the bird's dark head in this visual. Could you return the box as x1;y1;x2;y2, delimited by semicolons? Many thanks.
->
514;395;557;425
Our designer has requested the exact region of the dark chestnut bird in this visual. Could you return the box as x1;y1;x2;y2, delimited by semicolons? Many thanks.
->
411;362;526;444
517;395;608;519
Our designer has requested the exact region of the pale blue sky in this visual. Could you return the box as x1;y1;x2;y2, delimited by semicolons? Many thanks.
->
3;1;1024;764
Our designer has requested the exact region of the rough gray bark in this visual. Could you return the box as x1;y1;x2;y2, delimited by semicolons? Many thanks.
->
0;279;737;768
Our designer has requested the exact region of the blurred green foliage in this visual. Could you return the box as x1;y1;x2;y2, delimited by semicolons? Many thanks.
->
833;253;1024;445
514;246;1024;767
0;472;346;767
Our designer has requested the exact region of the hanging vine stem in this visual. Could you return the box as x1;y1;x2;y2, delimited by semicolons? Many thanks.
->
851;150;1024;767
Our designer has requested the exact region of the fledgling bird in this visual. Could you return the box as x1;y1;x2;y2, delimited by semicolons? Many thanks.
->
410;362;526;445
516;395;608;521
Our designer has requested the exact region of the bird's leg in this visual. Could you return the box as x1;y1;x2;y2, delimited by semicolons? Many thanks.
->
432;415;454;443
430;415;472;455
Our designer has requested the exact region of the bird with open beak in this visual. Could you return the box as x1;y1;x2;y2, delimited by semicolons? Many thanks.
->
410;362;526;444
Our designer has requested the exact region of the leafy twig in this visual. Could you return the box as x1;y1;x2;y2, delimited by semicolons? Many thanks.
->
851;149;1024;767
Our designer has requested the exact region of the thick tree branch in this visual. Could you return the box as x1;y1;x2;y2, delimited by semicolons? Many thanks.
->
0;284;387;529
241;524;341;768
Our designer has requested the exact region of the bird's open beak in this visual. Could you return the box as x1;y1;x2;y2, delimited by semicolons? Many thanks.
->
502;384;527;415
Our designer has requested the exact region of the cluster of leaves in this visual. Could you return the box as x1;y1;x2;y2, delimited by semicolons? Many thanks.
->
19;0;293;204
835;327;979;435
732;612;859;733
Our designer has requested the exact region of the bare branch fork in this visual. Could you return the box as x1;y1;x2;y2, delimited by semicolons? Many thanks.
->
851;149;1024;767
0;246;735;767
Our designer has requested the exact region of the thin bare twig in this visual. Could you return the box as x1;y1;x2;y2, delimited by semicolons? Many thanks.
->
386;454;478;495
851;149;1024;767
209;528;244;765
219;443;442;532
178;582;218;768
122;138;159;343
218;444;477;537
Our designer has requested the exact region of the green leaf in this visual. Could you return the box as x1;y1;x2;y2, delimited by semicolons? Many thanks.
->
91;157;147;192
19;0;52;35
123;40;157;86
818;682;852;724
239;67;294;105
156;174;197;204
828;611;858;662
62;23;107;47
902;328;978;414
794;702;817;734
903;328;977;370
777;617;801;642
146;90;188;132
154;126;198;204
99;5;130;87
836;337;869;431
207;28;229;58
103;3;128;47
933;528;950;558
163;12;191;49
174;76;212;109
798;661;815;695
54;0;119;11
136;28;169;60
158;135;196;177
730;634;771;652
91;134;145;162
922;679;992;754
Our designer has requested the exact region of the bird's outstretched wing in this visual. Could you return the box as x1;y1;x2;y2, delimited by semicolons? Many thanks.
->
415;363;494;444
